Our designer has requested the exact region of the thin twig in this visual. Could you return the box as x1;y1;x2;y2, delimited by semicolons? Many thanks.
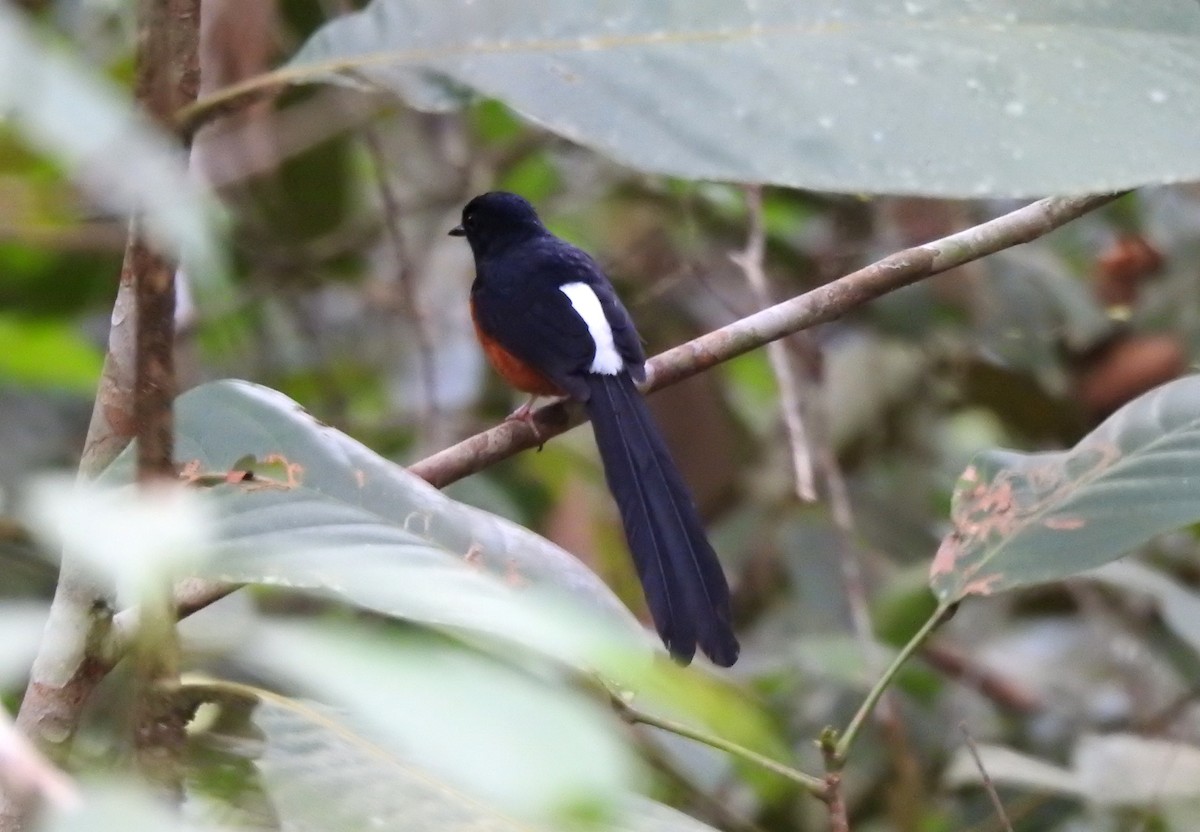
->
359;125;440;431
834;601;952;763
821;446;925;824
958;722;1015;832
408;191;1124;488
609;693;827;797
631;733;763;832
730;185;818;500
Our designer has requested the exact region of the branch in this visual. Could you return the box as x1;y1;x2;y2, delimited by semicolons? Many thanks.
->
409;191;1124;488
104;190;1126;652
609;693;827;797
959;722;1015;832
131;236;177;483
4;1;200;824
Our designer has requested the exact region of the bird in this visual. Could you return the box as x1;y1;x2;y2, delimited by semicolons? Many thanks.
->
450;191;739;666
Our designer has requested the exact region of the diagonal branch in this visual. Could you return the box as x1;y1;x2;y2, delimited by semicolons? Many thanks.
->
119;190;1125;646
409;191;1124;488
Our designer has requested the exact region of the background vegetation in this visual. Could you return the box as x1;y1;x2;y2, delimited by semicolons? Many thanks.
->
3;1;1200;831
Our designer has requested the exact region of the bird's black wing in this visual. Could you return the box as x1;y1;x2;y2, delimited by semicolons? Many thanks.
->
472;235;642;398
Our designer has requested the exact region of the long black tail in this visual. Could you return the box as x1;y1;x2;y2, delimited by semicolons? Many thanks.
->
584;373;739;666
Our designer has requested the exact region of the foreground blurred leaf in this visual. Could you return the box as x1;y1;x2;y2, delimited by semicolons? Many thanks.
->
23;478;214;608
104;380;638;634
199;543;648;672
206;621;637;823
103;381;777;794
0;5;226;284
931;376;1200;601
289;1;1200;196
41;785;189;832
199;683;714;832
946;734;1200;807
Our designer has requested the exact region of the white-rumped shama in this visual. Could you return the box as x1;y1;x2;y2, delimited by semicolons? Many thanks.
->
451;192;739;666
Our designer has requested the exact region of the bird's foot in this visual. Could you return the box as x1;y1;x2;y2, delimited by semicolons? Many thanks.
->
505;396;545;448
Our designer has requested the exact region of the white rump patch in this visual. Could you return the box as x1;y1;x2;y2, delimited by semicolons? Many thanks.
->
560;282;624;375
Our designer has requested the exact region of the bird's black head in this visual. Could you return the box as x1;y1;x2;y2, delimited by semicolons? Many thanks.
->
449;191;546;258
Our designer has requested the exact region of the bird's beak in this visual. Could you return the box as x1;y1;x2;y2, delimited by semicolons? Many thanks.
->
448;225;465;237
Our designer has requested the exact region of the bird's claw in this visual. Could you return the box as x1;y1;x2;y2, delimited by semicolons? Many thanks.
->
505;396;545;448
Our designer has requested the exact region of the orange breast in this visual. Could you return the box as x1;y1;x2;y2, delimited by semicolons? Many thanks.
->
471;299;563;396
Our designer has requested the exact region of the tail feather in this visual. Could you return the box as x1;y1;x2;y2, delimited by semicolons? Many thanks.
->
585;373;739;666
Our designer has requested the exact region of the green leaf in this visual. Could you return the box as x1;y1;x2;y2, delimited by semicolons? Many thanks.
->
289;1;1200;197
932;376;1200;602
197;544;647;673
40;785;185;832
198;620;638;823
188;677;716;832
0;5;227;285
233;684;538;831
23;477;215;609
106;381;784;799
103;379;639;636
0;315;103;391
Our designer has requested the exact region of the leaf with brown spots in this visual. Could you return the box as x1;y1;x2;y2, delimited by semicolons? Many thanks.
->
932;375;1200;602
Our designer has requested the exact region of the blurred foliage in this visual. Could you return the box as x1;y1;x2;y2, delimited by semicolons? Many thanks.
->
4;2;1200;832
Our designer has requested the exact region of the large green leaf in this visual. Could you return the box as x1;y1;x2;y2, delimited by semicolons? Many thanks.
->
0;6;226;283
104;379;638;636
198;544;647;672
192;677;716;832
40;786;200;832
190;620;638;824
288;1;1200;197
931;376;1200;601
103;381;790;800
